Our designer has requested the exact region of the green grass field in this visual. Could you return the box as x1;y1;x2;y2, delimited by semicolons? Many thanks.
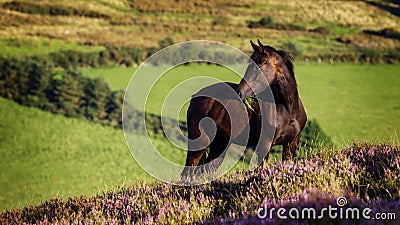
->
82;63;400;145
1;0;400;216
0;96;251;211
0;97;149;211
296;63;400;145
0;37;105;57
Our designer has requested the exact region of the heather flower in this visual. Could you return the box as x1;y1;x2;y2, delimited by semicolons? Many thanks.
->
1;143;398;224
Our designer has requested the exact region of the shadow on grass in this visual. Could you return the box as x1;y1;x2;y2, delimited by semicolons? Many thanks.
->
363;28;400;40
366;0;400;17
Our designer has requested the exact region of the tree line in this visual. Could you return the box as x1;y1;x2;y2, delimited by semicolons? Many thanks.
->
0;55;125;126
0;54;185;137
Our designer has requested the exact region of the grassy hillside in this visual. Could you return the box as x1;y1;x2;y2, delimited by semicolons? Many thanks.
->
296;63;400;144
81;63;400;144
0;0;399;61
0;97;253;211
0;97;147;211
1;0;400;218
1;143;399;224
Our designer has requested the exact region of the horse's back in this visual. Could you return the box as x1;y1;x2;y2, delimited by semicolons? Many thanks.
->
186;82;237;138
187;82;261;146
193;82;238;99
187;81;239;121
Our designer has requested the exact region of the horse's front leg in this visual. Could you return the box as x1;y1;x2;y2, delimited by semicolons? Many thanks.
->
282;134;300;160
181;133;210;178
249;135;273;170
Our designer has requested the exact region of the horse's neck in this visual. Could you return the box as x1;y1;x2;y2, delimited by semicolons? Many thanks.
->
274;75;299;112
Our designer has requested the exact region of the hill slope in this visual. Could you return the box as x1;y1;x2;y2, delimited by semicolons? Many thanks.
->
0;0;399;61
0;97;150;211
1;143;399;224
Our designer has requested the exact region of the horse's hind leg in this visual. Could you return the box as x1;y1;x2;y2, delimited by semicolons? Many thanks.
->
203;137;229;173
182;148;208;177
181;125;210;177
282;134;300;161
197;150;208;166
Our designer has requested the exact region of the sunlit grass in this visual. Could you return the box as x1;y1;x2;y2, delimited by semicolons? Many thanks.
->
296;63;400;144
0;97;148;211
82;63;400;145
0;37;105;57
0;0;398;59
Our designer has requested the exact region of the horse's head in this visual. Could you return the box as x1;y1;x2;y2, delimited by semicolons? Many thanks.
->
237;40;285;100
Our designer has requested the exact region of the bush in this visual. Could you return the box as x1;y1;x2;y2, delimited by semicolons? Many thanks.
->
248;15;305;31
158;37;175;49
279;41;303;57
309;27;331;35
259;15;273;27
0;55;53;105
0;56;127;126
2;1;109;18
364;27;400;40
300;119;333;149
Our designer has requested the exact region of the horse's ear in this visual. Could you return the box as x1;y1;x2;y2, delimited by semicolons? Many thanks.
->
250;40;262;53
257;39;264;48
257;39;274;54
257;39;266;53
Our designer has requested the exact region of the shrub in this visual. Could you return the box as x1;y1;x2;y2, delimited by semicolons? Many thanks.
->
158;37;175;49
259;15;273;27
309;27;331;35
300;119;332;148
364;27;400;40
248;15;305;31
0;56;128;126
2;1;109;18
279;41;303;57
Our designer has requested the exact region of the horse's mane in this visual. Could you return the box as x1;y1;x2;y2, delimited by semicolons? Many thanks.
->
265;46;295;78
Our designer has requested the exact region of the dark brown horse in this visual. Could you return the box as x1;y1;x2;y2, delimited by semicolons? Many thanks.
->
182;40;307;177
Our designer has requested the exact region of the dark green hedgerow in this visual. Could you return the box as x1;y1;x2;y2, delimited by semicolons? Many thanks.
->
0;55;127;126
1;1;110;18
